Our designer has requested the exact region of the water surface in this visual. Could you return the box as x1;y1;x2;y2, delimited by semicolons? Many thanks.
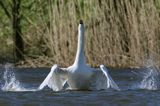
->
0;67;160;106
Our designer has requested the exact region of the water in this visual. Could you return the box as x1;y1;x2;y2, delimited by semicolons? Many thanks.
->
0;66;160;106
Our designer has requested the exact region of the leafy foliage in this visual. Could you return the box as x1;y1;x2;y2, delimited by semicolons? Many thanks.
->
0;0;160;67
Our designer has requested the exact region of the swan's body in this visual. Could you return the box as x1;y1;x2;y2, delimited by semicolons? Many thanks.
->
67;64;93;90
39;20;120;91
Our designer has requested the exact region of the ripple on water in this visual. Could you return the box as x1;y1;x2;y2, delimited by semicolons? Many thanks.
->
0;65;160;105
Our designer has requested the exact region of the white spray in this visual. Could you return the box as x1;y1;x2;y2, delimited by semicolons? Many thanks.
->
1;64;39;92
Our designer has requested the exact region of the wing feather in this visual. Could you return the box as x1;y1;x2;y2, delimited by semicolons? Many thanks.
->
39;64;68;91
92;65;120;91
100;65;120;91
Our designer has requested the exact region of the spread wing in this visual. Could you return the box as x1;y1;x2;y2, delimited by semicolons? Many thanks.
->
92;65;120;91
100;65;120;91
39;64;68;91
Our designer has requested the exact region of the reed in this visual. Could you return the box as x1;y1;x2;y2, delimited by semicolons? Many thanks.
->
4;0;160;67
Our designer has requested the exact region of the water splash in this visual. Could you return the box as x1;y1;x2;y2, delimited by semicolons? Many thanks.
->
133;59;160;90
1;64;39;92
139;66;160;90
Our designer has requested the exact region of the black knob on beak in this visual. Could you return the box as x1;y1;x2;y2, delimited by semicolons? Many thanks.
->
79;20;83;24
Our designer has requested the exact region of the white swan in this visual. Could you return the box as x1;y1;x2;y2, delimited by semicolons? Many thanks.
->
39;20;120;91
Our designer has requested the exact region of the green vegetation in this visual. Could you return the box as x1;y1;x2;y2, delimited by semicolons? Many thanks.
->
0;0;160;67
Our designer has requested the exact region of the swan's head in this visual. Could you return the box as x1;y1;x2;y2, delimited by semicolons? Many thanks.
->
78;20;84;34
80;20;83;24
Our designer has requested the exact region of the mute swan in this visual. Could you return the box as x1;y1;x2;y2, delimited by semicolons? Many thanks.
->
39;20;120;91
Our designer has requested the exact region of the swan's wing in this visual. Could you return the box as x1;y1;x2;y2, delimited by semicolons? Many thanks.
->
100;65;120;91
92;65;120;91
39;64;68;91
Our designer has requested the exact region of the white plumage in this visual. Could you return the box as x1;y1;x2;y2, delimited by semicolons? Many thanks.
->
39;20;120;91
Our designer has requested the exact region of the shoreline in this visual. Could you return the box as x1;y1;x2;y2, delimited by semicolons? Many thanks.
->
15;59;141;69
1;56;157;69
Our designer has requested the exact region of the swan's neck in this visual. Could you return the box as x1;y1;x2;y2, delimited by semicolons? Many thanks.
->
73;24;86;66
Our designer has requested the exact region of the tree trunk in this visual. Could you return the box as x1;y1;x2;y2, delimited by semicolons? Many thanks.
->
12;0;24;60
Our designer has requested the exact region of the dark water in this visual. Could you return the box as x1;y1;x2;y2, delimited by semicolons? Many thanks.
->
0;67;160;106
